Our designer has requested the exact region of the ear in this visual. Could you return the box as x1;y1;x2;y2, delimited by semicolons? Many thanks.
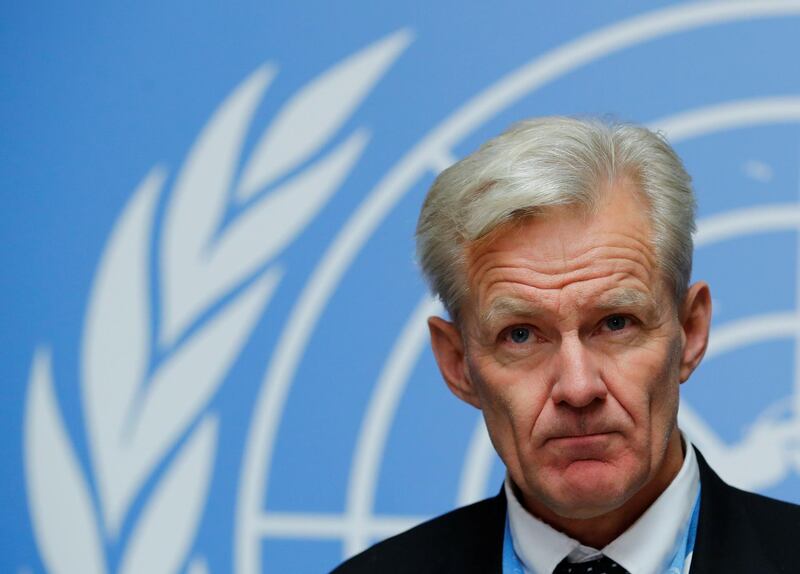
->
678;281;712;383
428;316;482;409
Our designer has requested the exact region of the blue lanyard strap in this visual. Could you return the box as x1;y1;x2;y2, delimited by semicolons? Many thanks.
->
502;487;702;574
666;486;701;574
502;512;526;574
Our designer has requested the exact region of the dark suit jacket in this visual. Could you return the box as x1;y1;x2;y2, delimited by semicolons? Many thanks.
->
332;450;800;573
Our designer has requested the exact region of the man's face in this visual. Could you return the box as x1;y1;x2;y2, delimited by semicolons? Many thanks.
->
429;178;710;521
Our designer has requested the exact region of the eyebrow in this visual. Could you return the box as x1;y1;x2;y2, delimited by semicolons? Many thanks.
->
480;296;545;326
595;289;653;311
480;289;657;327
595;288;660;322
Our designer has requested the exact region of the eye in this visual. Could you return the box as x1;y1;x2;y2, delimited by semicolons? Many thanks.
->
603;315;629;332
507;326;531;344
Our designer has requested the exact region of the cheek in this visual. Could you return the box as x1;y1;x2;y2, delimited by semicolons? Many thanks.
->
605;341;681;434
470;363;551;450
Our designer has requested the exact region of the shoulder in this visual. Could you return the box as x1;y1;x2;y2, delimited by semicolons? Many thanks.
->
725;481;800;532
717;480;800;571
330;494;506;574
692;447;800;571
696;448;800;532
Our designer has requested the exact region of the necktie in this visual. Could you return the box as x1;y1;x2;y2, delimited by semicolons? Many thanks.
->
553;555;629;574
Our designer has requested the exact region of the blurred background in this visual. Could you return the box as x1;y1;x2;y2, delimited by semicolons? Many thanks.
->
3;1;800;572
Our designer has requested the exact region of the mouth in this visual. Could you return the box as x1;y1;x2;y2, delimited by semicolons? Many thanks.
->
549;430;616;440
546;431;618;449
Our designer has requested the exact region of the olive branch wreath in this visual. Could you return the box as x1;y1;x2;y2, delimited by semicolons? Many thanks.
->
23;31;410;574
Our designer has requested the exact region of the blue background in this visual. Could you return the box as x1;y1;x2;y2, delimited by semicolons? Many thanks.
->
3;2;800;572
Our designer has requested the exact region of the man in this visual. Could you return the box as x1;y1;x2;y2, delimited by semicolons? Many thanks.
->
333;117;800;573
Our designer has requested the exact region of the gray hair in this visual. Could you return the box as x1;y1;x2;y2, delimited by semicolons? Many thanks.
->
415;116;696;321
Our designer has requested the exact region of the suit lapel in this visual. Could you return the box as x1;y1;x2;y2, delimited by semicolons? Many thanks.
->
689;449;772;574
448;489;506;574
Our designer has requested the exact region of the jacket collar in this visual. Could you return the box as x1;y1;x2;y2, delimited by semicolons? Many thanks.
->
689;447;777;573
485;448;777;574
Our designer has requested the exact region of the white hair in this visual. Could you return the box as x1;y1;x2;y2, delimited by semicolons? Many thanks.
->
415;116;696;321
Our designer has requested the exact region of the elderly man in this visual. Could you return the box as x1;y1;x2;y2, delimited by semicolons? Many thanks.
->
333;117;800;573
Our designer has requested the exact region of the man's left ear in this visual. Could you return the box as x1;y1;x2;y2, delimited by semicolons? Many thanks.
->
679;281;712;383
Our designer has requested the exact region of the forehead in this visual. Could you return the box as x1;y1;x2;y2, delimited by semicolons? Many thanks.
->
465;178;664;318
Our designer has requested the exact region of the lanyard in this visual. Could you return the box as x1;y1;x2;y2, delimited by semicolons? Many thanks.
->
502;488;702;574
502;513;527;574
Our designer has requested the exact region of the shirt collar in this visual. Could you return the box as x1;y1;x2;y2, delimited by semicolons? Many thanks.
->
505;435;700;574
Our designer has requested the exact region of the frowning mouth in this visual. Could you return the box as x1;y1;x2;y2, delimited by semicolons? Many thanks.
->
546;432;617;446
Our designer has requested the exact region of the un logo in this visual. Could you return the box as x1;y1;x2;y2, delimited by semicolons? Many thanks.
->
236;2;800;572
21;2;800;573
23;30;411;574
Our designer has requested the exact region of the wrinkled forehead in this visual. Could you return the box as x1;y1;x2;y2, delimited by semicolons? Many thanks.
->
458;186;673;326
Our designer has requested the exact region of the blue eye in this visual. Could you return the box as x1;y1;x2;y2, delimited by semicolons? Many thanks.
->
604;315;628;331
509;327;530;343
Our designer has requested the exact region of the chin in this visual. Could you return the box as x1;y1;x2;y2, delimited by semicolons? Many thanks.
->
551;491;629;520
536;458;646;519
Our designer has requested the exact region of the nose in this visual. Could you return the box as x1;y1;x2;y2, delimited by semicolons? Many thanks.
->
550;335;607;408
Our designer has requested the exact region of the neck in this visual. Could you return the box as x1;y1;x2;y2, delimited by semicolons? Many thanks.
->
519;432;685;549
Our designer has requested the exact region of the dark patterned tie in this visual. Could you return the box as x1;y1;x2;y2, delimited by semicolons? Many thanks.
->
553;555;629;574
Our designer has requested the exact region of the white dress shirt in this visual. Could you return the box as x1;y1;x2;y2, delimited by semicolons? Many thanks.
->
505;437;700;574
